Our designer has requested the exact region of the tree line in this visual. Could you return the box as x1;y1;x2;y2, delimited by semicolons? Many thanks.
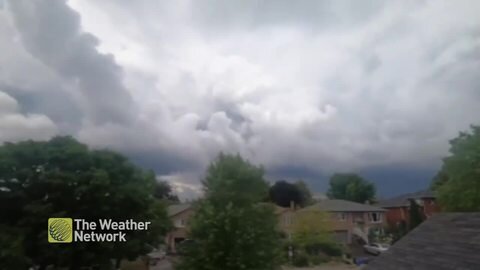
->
1;124;479;269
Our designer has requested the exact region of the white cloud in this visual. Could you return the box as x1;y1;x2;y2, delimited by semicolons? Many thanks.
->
1;0;480;197
0;91;57;143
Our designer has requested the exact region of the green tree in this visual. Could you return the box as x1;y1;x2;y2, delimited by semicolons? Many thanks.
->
269;180;303;208
327;173;376;203
292;210;332;248
408;199;423;230
0;136;170;269
154;180;180;203
176;153;281;270
434;125;480;211
295;180;314;206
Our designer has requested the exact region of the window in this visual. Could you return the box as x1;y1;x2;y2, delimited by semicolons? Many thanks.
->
369;212;382;223
283;215;292;226
175;219;187;228
337;213;348;221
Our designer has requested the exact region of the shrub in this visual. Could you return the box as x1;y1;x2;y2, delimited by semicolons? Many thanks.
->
292;253;309;267
309;253;329;265
316;242;343;257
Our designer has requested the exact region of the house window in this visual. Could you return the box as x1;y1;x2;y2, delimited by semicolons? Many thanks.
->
175;219;186;228
337;213;348;221
283;215;292;226
369;212;382;223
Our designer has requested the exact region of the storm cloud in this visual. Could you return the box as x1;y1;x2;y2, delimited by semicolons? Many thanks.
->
1;0;480;199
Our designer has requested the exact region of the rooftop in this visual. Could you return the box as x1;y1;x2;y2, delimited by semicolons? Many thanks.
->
167;203;191;216
377;189;436;208
365;213;480;270
301;199;386;213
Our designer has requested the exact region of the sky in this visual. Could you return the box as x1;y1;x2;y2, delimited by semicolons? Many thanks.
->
1;0;479;200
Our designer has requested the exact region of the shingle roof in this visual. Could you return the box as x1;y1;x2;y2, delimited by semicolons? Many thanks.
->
377;190;436;208
301;199;386;212
167;203;191;216
365;213;480;270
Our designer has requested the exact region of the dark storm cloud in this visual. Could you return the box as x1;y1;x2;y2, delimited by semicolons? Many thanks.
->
7;0;135;125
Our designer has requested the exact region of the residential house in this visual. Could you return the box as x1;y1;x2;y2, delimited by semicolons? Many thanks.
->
377;190;439;228
365;213;480;270
165;203;193;253
300;199;387;245
165;199;386;251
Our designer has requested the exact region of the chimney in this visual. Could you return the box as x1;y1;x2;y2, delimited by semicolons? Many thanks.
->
290;200;295;210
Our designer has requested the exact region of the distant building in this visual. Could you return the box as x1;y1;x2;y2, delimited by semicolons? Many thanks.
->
164;199;386;252
365;213;480;270
377;190;439;228
165;203;193;253
300;199;387;245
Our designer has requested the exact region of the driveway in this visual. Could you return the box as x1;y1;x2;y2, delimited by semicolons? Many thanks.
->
148;259;359;270
149;259;173;270
284;264;359;270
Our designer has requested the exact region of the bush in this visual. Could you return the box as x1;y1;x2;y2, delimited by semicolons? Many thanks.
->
318;242;343;257
292;253;309;267
309;253;329;265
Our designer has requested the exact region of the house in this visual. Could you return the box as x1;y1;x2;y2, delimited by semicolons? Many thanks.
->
300;199;387;245
165;202;296;252
164;199;386;251
377;190;439;228
365;213;480;270
165;203;193;253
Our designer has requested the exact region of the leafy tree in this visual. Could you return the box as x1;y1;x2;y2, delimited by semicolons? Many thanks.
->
408;199;423;230
291;210;341;264
176;153;281;270
0;136;170;269
430;170;449;191
434;125;480;211
154;180;179;203
327;173;376;203
295;180;314;206
292;210;332;248
269;180;303;208
269;180;313;208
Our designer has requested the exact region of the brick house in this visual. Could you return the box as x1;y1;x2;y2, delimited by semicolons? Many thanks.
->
377;190;439;229
165;199;386;251
299;199;387;245
165;204;194;253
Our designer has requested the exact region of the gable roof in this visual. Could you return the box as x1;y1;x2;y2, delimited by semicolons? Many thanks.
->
302;199;386;212
365;213;480;270
167;203;191;217
377;190;436;208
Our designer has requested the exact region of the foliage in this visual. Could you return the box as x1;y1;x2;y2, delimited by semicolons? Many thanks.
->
292;210;332;247
175;153;281;270
408;199;424;230
154;180;179;203
269;180;303;207
434;125;480;211
0;136;170;269
269;180;314;208
327;173;376;203
290;210;340;266
292;252;309;267
295;180;314;206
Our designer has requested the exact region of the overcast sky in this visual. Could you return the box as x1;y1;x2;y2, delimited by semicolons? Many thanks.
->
1;0;479;199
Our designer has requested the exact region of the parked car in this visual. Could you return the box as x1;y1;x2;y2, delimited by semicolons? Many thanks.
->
363;243;389;255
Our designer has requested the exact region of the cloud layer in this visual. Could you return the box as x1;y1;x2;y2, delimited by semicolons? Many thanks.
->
1;0;480;198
